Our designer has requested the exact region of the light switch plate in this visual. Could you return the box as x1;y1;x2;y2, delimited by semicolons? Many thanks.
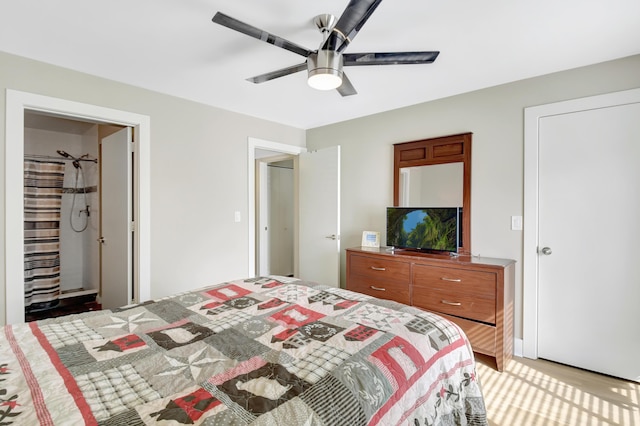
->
234;211;241;223
511;215;523;231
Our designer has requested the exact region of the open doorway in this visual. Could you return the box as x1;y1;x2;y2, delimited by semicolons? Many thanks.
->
22;113;132;320
247;138;305;278
4;90;150;325
247;138;341;287
256;154;295;277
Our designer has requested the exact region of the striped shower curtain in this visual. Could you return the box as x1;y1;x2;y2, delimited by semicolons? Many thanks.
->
24;159;65;311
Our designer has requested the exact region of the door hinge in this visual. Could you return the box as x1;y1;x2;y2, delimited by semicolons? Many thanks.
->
130;221;135;232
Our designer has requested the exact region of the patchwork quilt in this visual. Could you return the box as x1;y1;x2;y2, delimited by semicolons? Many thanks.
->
0;277;487;425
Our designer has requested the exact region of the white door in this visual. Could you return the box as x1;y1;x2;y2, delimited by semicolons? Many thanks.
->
537;101;640;382
100;127;133;309
298;146;340;287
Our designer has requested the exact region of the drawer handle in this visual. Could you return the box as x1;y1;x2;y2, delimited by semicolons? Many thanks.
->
441;300;462;306
441;277;462;282
370;266;386;271
370;286;386;291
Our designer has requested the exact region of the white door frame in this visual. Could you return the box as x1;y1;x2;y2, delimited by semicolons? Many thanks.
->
247;137;305;278
5;89;151;324
522;87;640;358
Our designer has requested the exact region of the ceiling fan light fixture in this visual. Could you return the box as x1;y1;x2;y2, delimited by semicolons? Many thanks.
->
307;50;343;90
308;70;343;91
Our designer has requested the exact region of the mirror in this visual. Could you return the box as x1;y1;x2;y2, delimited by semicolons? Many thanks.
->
393;133;472;254
399;163;463;207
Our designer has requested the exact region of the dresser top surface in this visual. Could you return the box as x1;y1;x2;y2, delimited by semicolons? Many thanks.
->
347;247;516;268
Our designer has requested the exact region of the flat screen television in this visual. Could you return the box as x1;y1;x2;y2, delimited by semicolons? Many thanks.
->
386;207;460;253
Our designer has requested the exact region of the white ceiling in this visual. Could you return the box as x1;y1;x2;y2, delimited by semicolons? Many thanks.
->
2;0;639;129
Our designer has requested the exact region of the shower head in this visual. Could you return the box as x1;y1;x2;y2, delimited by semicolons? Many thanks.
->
56;150;96;167
57;150;73;159
57;150;82;168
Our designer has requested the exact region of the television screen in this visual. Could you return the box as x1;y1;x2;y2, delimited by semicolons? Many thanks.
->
386;207;460;253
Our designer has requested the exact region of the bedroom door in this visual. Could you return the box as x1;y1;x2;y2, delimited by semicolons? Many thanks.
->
299;146;340;287
536;97;640;382
100;127;133;309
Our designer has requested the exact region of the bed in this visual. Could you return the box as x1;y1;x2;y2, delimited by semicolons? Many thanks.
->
0;277;487;425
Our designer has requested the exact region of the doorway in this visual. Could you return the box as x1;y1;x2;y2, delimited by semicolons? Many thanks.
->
23;114;102;318
256;155;295;277
23;117;132;319
248;138;305;278
523;88;640;382
4;90;151;325
247;138;341;287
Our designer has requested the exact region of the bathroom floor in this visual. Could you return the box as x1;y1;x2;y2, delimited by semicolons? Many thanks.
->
25;294;102;322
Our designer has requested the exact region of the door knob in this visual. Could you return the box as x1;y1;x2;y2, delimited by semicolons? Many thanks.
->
325;234;337;240
539;247;552;255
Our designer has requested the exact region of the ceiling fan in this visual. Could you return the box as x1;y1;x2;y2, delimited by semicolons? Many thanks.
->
212;0;440;96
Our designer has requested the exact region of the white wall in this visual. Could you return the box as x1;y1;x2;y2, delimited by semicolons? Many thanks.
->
0;51;305;324
306;54;640;340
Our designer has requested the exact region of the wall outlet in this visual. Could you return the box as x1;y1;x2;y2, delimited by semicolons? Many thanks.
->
511;215;523;231
234;211;241;223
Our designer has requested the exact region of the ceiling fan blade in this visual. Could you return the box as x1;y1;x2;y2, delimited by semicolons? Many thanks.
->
323;0;383;53
343;51;440;66
337;72;357;97
212;12;314;58
246;63;308;84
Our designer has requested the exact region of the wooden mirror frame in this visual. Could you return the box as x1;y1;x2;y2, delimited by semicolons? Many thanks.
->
393;132;472;254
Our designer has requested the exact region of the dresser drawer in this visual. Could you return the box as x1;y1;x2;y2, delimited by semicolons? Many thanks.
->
412;265;496;299
349;254;411;284
412;286;496;324
347;275;410;305
413;264;496;323
438;313;497;356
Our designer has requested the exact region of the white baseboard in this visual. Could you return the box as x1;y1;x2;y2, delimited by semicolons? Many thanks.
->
513;338;523;357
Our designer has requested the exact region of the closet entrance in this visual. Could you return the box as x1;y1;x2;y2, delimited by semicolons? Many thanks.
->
23;112;133;319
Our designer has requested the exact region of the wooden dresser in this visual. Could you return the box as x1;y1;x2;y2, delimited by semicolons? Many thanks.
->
346;247;515;371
